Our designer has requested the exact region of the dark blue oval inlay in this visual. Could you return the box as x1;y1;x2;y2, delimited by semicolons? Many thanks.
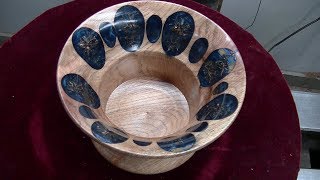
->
133;140;152;146
91;121;128;144
61;73;100;109
197;94;238;121
198;48;236;87
99;22;116;48
146;15;162;43
162;11;195;56
186;122;208;132
189;38;208;63
157;134;196;153
72;27;105;70
213;82;229;94
114;5;145;52
79;105;97;119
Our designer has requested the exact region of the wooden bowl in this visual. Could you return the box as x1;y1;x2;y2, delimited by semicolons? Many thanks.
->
57;1;246;174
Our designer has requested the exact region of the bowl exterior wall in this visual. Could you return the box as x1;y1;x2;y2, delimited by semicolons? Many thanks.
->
92;140;194;174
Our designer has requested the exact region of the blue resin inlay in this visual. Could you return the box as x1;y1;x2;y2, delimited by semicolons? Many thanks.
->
157;134;196;153
189;38;208;63
72;27;105;70
198;48;236;87
99;22;116;48
79;105;97;119
114;5;145;52
213;82;228;94
61;73;100;109
197;94;238;121
162;11;195;56
133;140;152;146
186;122;208;132
91;121;128;144
146;15;162;43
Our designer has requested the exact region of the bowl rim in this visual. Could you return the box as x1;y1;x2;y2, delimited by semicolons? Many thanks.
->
56;0;247;158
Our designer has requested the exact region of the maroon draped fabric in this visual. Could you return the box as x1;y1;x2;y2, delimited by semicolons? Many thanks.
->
0;0;300;179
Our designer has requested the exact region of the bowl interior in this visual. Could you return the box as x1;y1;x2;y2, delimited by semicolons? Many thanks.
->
103;52;199;139
57;1;246;157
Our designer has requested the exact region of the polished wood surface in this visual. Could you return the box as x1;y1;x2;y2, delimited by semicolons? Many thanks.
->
93;140;194;174
57;1;246;174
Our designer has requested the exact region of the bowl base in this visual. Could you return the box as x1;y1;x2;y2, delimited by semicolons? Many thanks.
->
92;140;194;174
105;77;190;138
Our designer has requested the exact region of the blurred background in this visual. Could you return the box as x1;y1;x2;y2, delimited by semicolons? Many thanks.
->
0;0;319;179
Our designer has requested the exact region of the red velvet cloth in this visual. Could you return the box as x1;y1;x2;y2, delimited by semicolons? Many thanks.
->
0;0;300;179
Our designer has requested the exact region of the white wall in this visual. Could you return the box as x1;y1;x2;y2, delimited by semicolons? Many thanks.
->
221;0;320;72
0;0;70;35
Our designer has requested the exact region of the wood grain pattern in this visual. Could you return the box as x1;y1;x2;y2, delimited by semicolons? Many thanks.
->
106;77;189;138
93;140;194;174
57;1;246;174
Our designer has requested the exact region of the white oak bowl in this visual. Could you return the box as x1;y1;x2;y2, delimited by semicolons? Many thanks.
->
57;1;246;174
